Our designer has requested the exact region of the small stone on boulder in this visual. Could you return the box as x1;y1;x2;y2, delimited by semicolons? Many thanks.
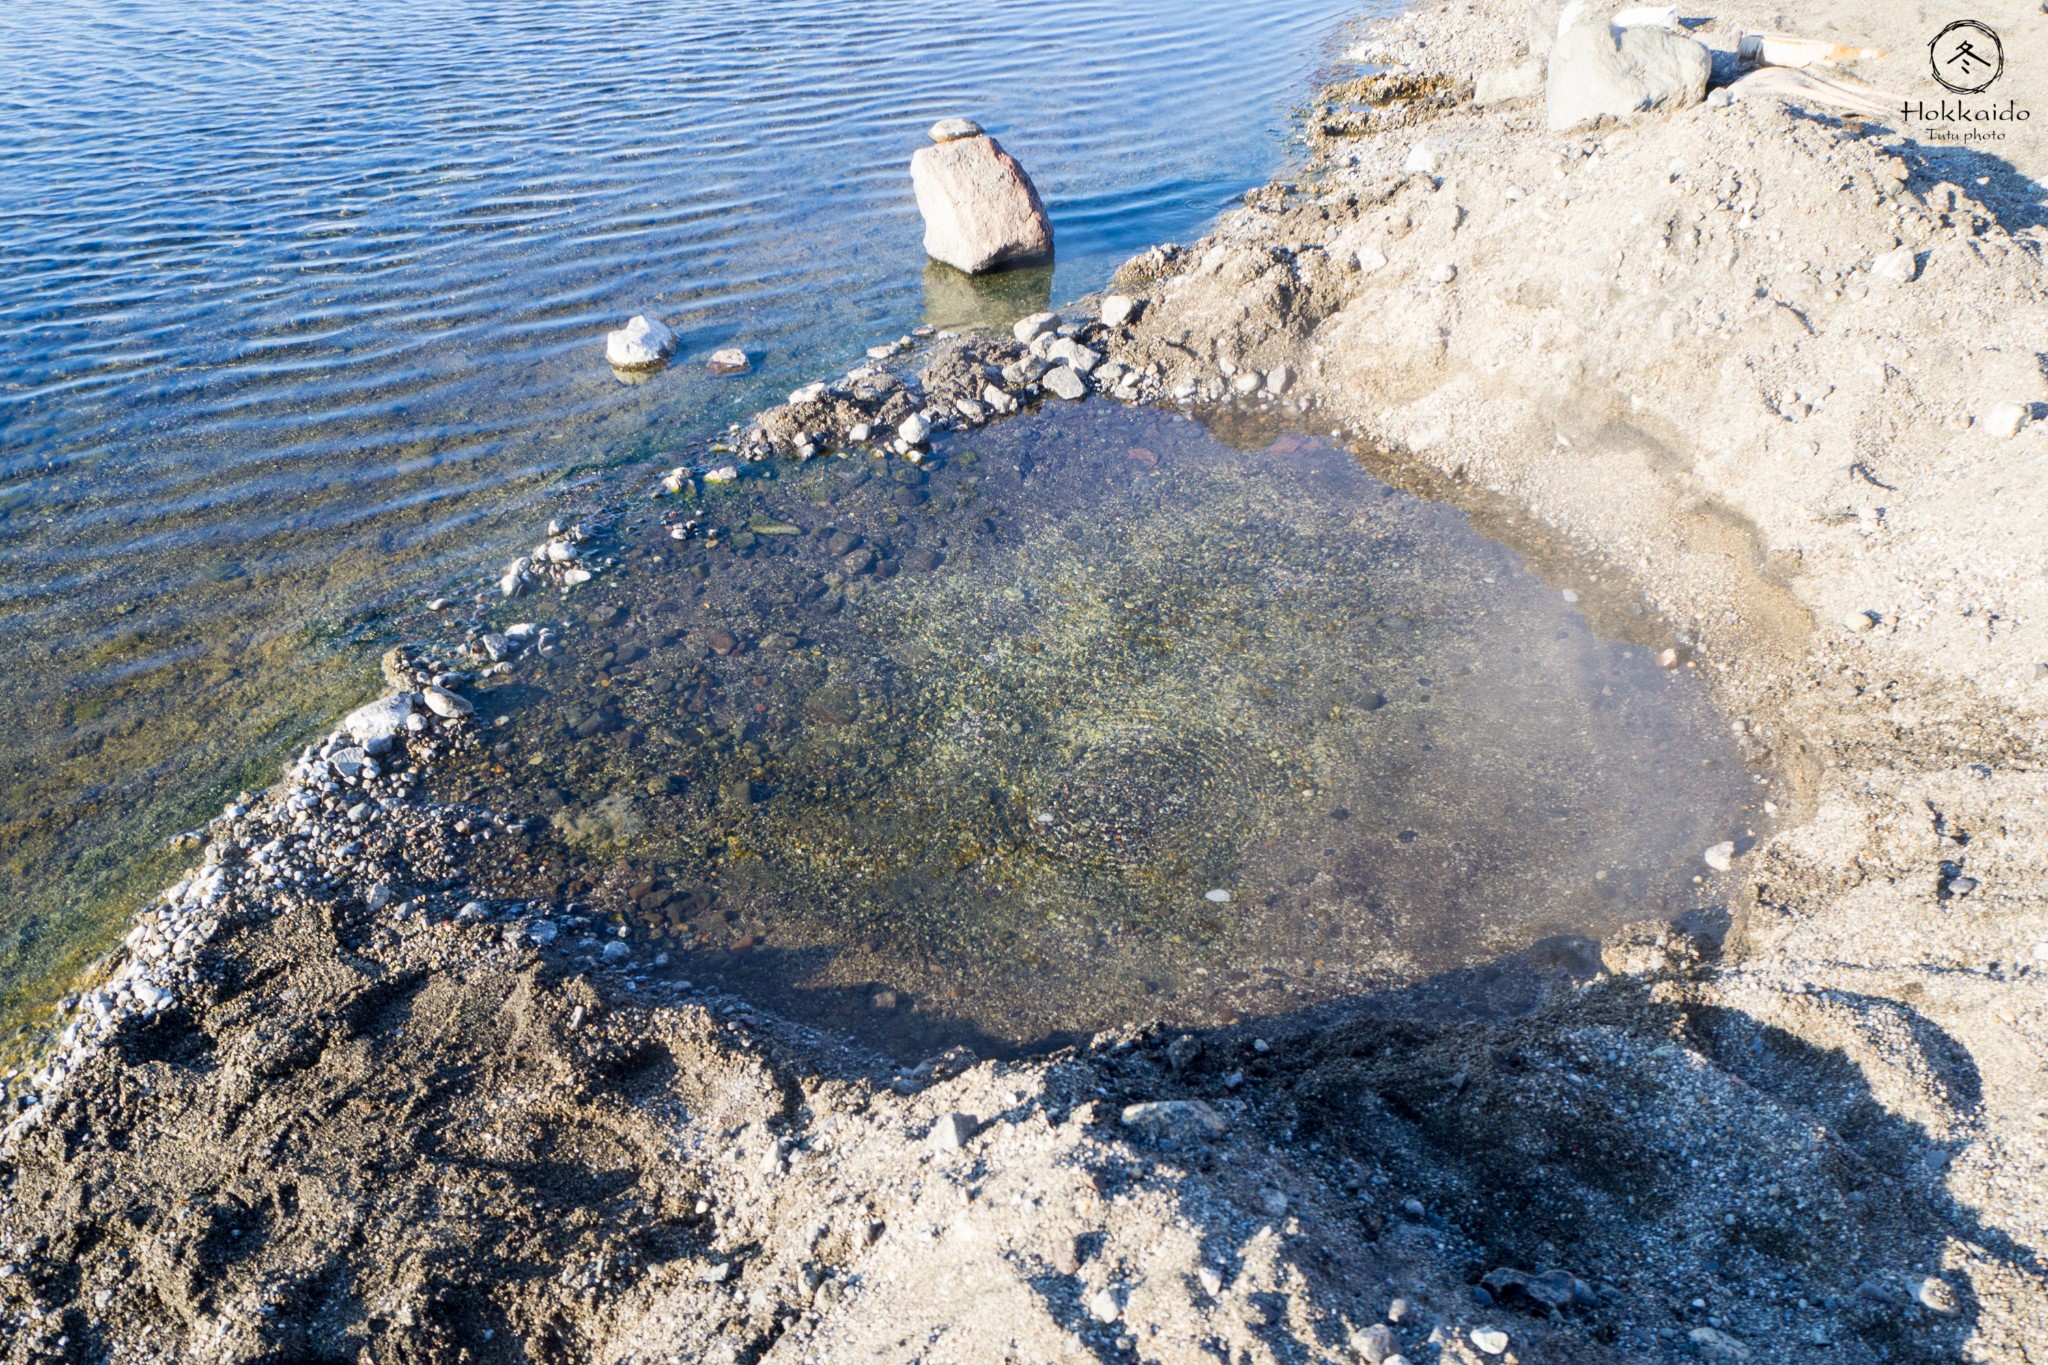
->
912;132;1055;274
927;117;984;143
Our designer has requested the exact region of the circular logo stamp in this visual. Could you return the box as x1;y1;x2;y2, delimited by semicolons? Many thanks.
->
1930;20;2004;94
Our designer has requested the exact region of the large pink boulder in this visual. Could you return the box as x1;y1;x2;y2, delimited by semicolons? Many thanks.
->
910;119;1054;275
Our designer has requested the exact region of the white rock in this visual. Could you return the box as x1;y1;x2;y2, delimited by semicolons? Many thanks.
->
1704;840;1736;873
1471;1328;1510;1356
1043;365;1088;401
605;315;678;369
543;539;579;563
1013;311;1059;344
1120;1100;1229;1141
422;685;474;718
911;133;1054;274
1547;19;1711;130
929;1112;978;1150
704;466;739;483
788;382;828;406
981;383;1018;414
1872;246;1920;283
1233;372;1261;394
927;117;984;143
1429;261;1460;285
1204;888;1232;903
1355;245;1389;274
561;567;592;586
847;422;873;443
1404;142;1441;174
1476;57;1546;104
954;397;987;421
1088;1288;1120;1323
898;413;931;445
344;694;414;746
1984;401;2030;438
1266;365;1294;395
1047;337;1101;374
706;347;751;375
1100;294;1139;327
1613;5;1679;28
1843;610;1876;633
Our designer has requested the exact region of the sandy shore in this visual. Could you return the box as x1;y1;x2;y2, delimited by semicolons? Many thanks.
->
4;1;2047;1361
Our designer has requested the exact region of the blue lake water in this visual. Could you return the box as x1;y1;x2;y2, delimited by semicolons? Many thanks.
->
0;0;1378;1031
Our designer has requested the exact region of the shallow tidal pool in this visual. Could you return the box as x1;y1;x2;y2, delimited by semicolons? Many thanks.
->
431;403;1761;1056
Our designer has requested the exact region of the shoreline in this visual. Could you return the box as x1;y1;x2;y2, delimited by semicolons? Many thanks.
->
6;0;2047;1360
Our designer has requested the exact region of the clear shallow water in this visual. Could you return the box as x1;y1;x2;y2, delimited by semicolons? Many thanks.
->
424;406;1763;1058
0;0;1375;1031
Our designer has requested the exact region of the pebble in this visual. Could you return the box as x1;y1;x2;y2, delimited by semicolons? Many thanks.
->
421;685;473;719
1204;888;1232;903
928;117;984;143
1355;245;1389;274
601;941;629;963
1012;311;1059;344
1871;245;1919;283
1350;1323;1397;1363
1197;1266;1224;1296
1404;142;1441;174
1469;1328;1509;1356
1843;610;1875;633
1704;841;1736;873
1100;294;1138;327
929;1111;979;1151
1429;261;1459;285
788;382;828;405
704;466;739;484
1088;1288;1121;1323
707;348;751;375
1046;337;1101;374
1944;875;1978;896
1984;401;2030;438
981;383;1018;415
605;314;677;369
1120;1100;1228;1141
1043;365;1088;401
1265;365;1293;395
898;413;931;446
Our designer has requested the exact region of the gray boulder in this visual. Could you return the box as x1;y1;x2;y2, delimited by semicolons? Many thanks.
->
911;126;1054;274
1546;19;1710;130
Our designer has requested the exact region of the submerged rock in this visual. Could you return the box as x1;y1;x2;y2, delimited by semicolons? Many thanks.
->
911;127;1054;274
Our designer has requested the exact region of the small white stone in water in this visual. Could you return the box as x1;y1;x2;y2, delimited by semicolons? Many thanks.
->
1704;841;1736;873
981;383;1017;415
1204;888;1232;903
898;413;931;445
605;314;678;369
704;466;739;483
847;422;873;443
1561;588;1580;603
561;567;593;587
706;347;751;375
